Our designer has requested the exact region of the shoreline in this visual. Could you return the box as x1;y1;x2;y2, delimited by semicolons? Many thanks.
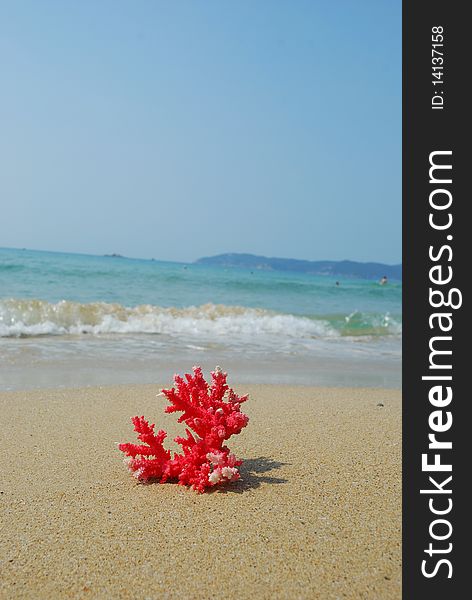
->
0;383;401;599
0;347;401;391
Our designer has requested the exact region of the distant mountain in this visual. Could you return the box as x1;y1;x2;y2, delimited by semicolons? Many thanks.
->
195;253;402;281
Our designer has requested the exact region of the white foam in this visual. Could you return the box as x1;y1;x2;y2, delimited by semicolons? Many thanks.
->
0;299;337;341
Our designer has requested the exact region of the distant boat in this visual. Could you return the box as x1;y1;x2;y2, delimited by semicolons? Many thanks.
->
104;253;124;258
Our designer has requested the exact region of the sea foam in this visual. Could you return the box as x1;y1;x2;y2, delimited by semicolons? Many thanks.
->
0;299;338;340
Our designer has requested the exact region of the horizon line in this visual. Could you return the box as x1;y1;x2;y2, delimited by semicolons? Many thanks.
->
0;246;402;267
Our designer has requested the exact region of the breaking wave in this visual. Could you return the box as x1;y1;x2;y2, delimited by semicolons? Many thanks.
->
0;298;401;339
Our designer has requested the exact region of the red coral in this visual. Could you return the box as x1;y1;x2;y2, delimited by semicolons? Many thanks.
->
119;366;249;493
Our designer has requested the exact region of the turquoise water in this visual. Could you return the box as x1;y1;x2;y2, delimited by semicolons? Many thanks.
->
0;247;401;336
0;247;401;389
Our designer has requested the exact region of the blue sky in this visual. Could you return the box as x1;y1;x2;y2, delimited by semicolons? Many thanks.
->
0;1;401;264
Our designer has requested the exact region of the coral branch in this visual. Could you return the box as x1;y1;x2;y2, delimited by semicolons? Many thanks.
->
119;366;249;492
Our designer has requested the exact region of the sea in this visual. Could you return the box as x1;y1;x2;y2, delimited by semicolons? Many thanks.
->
0;247;401;390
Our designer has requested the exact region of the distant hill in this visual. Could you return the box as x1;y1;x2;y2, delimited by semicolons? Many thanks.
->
195;253;402;281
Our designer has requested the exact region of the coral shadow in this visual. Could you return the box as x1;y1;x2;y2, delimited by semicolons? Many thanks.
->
215;456;289;494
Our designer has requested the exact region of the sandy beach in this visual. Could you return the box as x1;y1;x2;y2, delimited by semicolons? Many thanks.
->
0;384;401;599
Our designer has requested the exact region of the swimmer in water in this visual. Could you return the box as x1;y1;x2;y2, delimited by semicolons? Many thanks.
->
380;275;388;285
